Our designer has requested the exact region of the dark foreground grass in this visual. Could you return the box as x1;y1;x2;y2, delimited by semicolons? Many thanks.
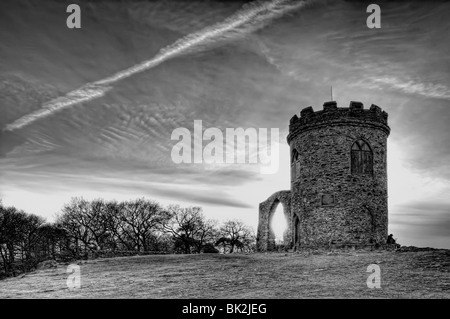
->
0;249;448;298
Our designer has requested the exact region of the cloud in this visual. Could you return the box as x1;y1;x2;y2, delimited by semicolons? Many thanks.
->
391;201;450;237
4;0;315;132
1;166;255;210
362;76;450;101
0;74;59;128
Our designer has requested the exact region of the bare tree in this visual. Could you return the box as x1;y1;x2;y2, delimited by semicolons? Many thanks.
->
0;205;26;275
218;219;255;253
0;204;51;277
193;219;219;253
56;197;97;255
161;205;217;254
118;198;166;252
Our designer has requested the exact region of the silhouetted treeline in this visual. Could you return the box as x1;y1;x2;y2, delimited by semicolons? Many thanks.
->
0;198;255;279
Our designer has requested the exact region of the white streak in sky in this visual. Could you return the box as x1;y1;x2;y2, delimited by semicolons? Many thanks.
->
369;77;450;100
5;85;112;131
4;0;313;132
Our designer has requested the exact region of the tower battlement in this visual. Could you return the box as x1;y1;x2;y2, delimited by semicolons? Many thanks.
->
287;101;390;143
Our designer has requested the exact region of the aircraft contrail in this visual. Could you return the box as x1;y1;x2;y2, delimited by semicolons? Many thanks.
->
4;0;313;132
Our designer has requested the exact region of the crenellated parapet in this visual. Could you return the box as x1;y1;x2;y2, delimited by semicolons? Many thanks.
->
287;101;390;143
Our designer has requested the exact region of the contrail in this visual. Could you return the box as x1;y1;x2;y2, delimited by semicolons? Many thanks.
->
4;0;313;132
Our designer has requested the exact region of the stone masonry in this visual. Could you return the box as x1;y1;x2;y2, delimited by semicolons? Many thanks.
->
257;101;390;251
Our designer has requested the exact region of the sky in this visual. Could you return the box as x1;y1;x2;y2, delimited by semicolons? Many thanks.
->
0;0;449;249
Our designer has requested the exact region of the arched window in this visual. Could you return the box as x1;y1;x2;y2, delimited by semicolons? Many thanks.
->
291;149;300;180
351;140;373;174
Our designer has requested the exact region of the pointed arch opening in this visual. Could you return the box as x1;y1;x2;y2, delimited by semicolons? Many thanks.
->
270;203;287;245
291;148;300;181
351;140;373;174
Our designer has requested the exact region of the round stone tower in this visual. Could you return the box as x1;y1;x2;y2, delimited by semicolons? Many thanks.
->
287;101;390;248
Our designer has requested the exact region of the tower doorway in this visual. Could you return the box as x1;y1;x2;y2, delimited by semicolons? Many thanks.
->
294;215;300;247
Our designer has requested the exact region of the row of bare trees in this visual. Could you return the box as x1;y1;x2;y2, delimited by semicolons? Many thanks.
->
0;198;255;279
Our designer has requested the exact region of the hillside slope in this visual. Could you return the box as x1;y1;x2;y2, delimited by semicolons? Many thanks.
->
0;248;449;298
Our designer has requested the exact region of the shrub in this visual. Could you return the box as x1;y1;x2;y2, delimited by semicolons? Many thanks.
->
202;243;219;253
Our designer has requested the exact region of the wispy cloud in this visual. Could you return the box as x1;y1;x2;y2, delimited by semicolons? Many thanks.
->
1;166;255;209
365;76;450;100
390;201;450;243
4;0;314;132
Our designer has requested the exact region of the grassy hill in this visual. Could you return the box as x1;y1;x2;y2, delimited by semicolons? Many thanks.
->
0;248;449;298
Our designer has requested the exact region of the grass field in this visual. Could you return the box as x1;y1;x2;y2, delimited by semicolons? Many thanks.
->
0;248;449;298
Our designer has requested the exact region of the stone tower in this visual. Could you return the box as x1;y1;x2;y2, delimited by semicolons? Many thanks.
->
257;101;390;251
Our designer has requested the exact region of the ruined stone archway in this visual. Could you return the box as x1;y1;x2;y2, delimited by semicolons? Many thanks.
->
257;190;292;251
